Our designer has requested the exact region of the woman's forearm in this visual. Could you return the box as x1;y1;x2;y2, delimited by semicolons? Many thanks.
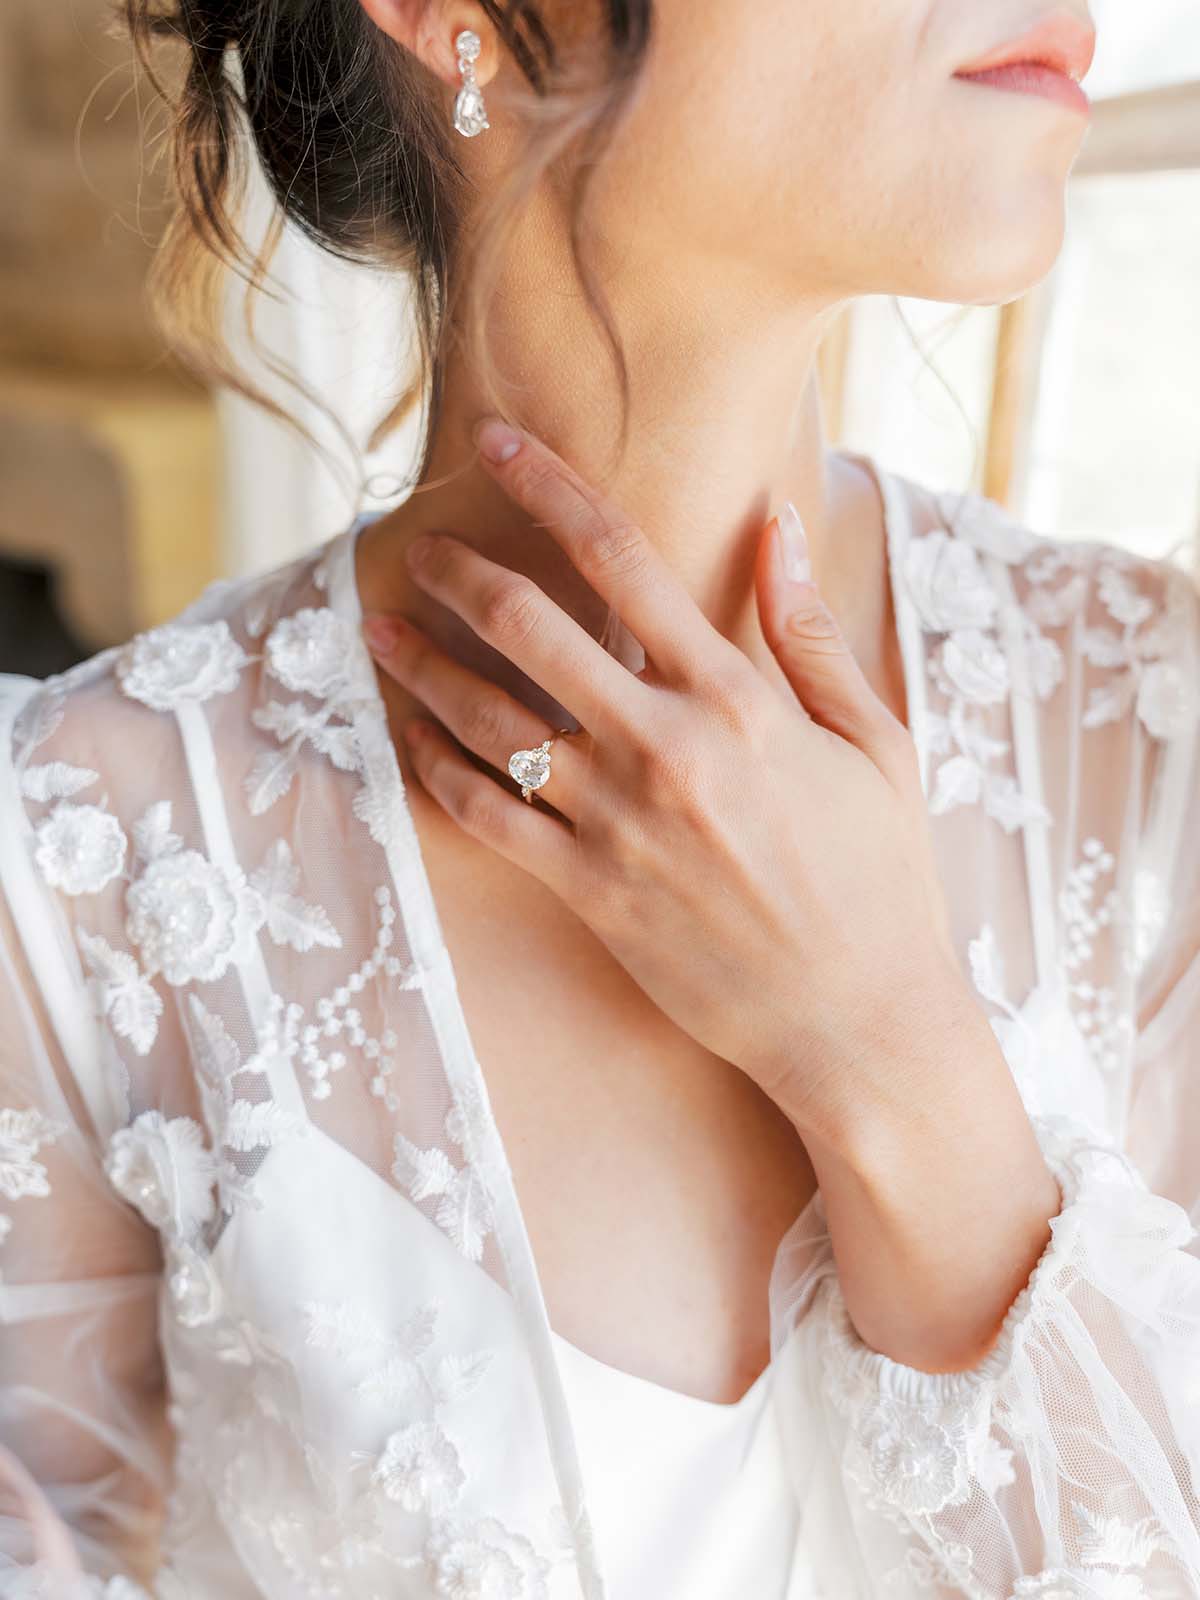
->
782;987;1062;1374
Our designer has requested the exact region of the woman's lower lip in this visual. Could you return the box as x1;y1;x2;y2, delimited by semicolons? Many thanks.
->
954;62;1091;117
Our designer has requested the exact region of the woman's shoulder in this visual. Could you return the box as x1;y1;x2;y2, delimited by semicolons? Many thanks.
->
884;463;1200;750
0;529;359;811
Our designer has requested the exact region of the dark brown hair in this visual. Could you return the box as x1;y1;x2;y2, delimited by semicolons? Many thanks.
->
122;0;654;489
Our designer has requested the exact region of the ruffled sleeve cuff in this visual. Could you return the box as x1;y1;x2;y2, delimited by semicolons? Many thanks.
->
791;1113;1200;1520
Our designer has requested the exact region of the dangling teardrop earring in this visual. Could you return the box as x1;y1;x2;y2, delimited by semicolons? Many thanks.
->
453;29;489;138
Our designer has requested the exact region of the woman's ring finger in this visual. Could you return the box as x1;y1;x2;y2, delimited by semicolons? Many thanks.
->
363;613;584;815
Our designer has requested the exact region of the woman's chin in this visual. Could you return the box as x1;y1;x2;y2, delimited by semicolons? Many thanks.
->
931;195;1069;308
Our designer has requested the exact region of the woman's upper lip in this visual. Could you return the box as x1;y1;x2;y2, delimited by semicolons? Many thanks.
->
954;12;1097;84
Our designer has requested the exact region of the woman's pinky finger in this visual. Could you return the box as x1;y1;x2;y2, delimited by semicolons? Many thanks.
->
403;719;577;893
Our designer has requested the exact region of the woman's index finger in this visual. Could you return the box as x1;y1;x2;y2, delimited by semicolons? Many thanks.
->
472;416;720;681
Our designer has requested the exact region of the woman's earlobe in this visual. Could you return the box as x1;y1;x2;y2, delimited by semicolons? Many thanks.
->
356;0;496;92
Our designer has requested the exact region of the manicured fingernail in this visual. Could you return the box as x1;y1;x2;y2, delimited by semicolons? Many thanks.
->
363;613;403;653
777;501;812;584
474;416;523;463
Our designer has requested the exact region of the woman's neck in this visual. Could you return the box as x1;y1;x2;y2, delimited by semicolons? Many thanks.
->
354;250;893;731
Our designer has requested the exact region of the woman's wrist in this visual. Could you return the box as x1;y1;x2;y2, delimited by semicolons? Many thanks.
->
778;987;1062;1373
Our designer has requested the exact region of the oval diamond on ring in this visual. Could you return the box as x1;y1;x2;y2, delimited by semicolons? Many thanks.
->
507;728;572;803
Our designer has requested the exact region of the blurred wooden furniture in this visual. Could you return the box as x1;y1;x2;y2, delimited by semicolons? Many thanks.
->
0;1;217;654
0;369;219;645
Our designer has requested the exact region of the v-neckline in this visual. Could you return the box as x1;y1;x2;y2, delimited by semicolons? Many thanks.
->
324;451;921;1419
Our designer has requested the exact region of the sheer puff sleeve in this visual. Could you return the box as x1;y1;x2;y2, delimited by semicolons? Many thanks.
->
0;675;166;1600
767;539;1200;1600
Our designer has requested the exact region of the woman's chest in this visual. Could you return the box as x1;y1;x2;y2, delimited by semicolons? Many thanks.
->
409;790;819;1406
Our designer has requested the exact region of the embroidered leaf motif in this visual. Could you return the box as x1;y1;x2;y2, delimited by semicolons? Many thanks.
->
1097;563;1154;629
245;744;302;816
1080;626;1128;669
20;761;98;803
77;928;163;1055
302;1299;391;1358
222;1098;304;1153
0;1106;66;1201
13;680;65;759
1072;1501;1169;1570
249;841;341;953
132;800;183;866
187;995;244;1103
393;1136;458;1202
356;1354;422;1405
393;1126;496;1262
432;1348;495;1406
247;697;362;816
930;754;982;816
968;924;1008;1011
352;778;397;850
983;773;1052;834
309;722;360;772
1083;672;1138;731
253;699;315;743
1026;631;1065;699
394;1300;440;1359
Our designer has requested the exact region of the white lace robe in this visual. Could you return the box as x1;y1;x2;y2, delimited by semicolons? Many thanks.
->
1;458;1199;1600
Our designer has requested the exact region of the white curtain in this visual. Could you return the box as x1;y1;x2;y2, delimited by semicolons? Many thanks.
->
217;141;424;579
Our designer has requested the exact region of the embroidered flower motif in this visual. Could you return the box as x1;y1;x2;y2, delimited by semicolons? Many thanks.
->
1081;560;1200;741
33;801;127;895
937;628;1010;705
904;531;998;634
126;848;261;985
426;1513;552;1599
372;1421;465;1514
265;607;355;699
165;1238;223;1327
116;619;249;711
1135;658;1196;741
857;1397;967;1516
0;1107;65;1200
104;1110;218;1238
925;700;1051;834
937;489;1040;565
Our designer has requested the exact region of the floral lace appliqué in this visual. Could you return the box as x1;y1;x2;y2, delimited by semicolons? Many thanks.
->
904;506;1056;834
33;801;127;895
0;1106;65;1275
116;619;249;712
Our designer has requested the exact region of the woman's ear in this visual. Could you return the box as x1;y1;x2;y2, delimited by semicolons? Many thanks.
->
354;0;499;87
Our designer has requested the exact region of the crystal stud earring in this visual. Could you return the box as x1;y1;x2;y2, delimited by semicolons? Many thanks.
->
453;29;489;138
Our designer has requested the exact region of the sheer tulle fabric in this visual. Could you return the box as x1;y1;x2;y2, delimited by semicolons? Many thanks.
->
1;461;1199;1598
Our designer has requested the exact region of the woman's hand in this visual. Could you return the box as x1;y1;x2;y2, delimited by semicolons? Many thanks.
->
362;415;971;1146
